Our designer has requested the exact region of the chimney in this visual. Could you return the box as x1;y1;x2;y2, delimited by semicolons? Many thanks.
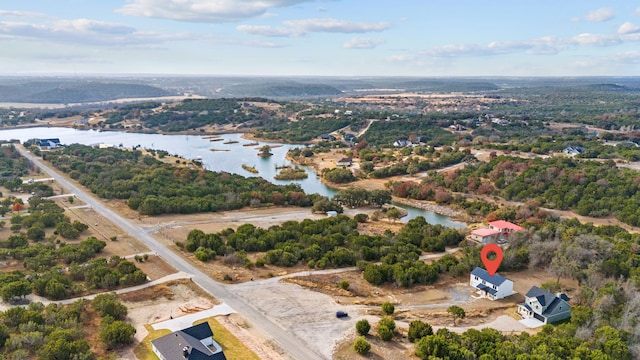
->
182;346;190;358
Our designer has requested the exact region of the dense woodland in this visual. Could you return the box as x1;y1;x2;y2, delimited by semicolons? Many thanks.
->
0;150;141;358
44;144;321;215
389;156;640;226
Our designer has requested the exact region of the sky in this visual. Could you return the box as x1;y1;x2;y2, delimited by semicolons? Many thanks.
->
1;1;640;77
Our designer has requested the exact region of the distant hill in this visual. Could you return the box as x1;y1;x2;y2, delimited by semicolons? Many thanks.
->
223;82;343;98
0;80;173;104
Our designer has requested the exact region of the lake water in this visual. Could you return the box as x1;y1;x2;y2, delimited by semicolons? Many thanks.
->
0;127;466;227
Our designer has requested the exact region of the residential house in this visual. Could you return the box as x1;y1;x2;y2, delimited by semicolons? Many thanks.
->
151;322;227;360
469;228;501;245
393;139;411;147
517;286;571;324
488;220;524;240
343;133;356;142
563;146;586;156
335;157;352;167
317;134;336;141
469;267;514;300
38;138;61;150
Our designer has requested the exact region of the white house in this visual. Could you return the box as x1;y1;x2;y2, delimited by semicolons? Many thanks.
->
470;267;514;300
469;228;501;244
517;286;571;324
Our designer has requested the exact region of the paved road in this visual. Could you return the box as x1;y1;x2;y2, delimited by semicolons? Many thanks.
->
16;146;325;360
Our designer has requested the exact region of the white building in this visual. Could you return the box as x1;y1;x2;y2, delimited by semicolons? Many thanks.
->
470;267;514;300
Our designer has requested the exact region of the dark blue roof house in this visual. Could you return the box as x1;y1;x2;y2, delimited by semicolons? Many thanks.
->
517;286;571;324
151;322;226;360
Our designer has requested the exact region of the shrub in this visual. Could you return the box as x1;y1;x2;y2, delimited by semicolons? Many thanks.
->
353;336;371;355
339;280;350;290
378;317;396;331
381;302;395;316
377;326;393;341
408;320;433;342
356;319;371;336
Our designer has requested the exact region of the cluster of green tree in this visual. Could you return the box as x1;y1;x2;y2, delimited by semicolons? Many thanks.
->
368;148;473;178
181;215;466;287
412;324;632;360
0;294;135;359
491;88;640;130
45;144;318;215
0;238;146;301
419;155;640;226
255;117;354;142
8;196;86;241
478;133;640;161
102;98;284;132
322;167;357;183
332;187;391;208
0;145;34;180
360;117;457;146
274;166;308;180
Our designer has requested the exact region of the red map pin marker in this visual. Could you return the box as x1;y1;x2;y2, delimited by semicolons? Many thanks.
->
480;243;503;276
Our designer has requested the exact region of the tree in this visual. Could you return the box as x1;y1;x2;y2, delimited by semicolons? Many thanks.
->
369;190;392;207
386;208;402;221
1;280;32;302
92;293;128;320
100;320;136;349
381;302;395;316
447;305;465;326
356;319;370;336
353;336;371;355
408;320;433;342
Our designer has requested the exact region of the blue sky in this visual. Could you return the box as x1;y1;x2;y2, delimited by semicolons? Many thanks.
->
1;1;639;76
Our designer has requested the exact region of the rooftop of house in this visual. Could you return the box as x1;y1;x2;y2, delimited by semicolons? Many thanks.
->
471;267;511;286
151;323;226;360
471;228;501;237
489;220;524;232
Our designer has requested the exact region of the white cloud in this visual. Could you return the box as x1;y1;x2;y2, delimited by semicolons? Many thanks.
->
571;33;621;46
0;10;47;19
0;19;190;47
572;7;615;22
237;18;392;37
635;7;640;16
54;19;137;35
343;37;384;49
236;25;302;37
116;0;312;23
618;22;640;34
420;29;640;59
282;18;391;33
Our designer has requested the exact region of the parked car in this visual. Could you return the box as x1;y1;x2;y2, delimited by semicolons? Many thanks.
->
336;311;348;318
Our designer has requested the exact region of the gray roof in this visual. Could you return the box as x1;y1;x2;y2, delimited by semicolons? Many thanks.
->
151;323;226;360
471;267;510;286
524;286;556;307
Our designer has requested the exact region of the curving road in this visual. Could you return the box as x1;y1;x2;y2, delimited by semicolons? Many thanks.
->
16;145;324;360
